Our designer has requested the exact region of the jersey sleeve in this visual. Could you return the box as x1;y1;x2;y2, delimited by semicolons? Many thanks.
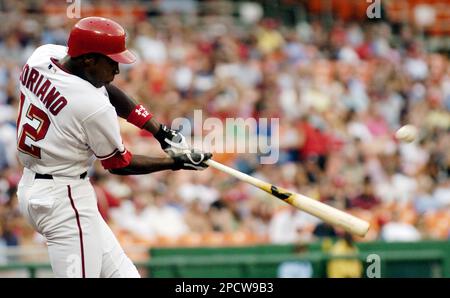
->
82;105;132;170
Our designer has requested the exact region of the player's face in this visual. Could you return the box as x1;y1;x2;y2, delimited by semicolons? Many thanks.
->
84;55;119;88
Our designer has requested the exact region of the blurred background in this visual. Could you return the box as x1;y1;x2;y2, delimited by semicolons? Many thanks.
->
0;0;449;277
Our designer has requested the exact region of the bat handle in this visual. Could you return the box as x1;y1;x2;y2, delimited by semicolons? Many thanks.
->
205;159;262;186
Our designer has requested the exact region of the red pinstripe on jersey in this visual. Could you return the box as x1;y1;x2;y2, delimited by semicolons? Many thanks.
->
67;185;85;278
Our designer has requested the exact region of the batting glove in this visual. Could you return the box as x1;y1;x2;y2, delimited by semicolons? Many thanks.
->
154;124;190;154
170;149;213;171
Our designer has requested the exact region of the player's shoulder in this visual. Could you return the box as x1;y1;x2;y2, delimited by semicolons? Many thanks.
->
27;44;67;65
33;44;67;56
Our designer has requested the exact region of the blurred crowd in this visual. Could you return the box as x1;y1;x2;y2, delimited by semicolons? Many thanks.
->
0;1;449;260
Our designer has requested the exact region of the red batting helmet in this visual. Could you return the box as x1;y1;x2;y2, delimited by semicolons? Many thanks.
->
67;17;136;64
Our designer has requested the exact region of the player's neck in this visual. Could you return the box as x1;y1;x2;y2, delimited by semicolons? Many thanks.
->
59;56;89;82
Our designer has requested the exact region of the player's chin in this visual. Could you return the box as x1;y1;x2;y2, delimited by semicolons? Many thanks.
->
105;77;115;85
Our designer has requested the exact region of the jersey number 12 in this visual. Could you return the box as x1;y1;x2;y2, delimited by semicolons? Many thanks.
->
17;93;51;159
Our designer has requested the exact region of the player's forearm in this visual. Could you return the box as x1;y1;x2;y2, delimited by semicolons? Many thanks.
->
142;118;162;135
109;155;174;175
105;84;160;135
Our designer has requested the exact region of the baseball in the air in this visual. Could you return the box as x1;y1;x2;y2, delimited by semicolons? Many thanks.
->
395;124;418;143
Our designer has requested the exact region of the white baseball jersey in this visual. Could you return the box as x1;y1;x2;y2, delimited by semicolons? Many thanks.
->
17;44;131;176
16;44;139;277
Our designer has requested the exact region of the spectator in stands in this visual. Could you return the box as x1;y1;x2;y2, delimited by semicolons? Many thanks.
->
380;211;422;242
327;232;363;278
348;176;381;210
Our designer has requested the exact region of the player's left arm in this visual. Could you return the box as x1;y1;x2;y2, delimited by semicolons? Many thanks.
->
105;84;189;153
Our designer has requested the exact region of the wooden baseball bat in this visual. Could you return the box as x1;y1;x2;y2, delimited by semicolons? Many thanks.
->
205;159;370;237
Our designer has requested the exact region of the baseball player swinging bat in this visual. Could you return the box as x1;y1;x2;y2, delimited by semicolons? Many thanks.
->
205;159;370;237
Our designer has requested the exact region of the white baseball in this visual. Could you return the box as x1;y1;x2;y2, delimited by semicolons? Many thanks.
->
395;125;418;143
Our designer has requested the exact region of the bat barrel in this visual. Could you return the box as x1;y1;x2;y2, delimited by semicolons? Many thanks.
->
206;159;370;237
287;194;370;237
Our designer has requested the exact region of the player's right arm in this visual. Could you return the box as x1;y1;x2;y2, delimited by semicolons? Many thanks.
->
108;150;212;175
